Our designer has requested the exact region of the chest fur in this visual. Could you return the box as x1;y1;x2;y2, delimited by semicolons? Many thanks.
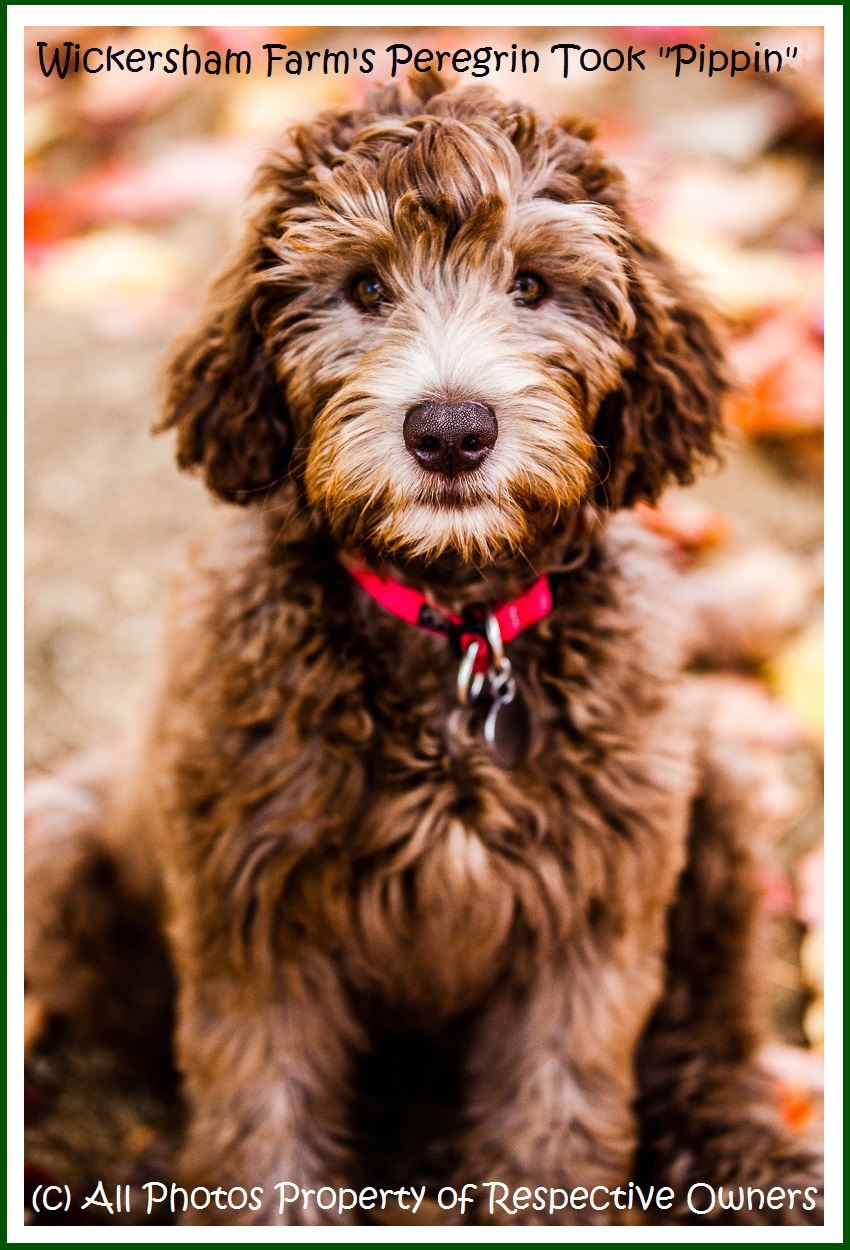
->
156;518;696;1013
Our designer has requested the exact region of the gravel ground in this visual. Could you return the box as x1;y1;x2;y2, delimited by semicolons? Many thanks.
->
25;309;211;770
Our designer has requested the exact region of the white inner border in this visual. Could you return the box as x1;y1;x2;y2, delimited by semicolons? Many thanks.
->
9;3;843;1244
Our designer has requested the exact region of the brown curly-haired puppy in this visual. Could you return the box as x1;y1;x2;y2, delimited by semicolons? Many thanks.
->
25;76;822;1225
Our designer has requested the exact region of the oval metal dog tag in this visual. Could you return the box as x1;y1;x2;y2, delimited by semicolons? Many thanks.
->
484;684;530;769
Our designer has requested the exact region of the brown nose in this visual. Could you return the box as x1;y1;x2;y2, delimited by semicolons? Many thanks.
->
403;401;498;477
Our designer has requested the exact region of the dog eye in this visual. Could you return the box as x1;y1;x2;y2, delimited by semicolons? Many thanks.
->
352;274;390;310
511;273;546;306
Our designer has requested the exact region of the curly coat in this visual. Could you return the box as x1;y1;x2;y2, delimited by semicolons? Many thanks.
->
25;76;822;1225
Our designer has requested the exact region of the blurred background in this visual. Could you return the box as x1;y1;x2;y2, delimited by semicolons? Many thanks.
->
24;21;824;1152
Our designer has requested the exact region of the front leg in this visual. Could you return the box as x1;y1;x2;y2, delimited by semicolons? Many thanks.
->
458;957;657;1227
176;952;364;1226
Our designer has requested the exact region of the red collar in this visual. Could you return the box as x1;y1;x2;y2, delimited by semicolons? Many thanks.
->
349;565;553;672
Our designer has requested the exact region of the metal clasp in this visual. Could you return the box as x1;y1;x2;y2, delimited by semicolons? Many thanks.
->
484;611;505;672
457;611;515;707
457;638;486;705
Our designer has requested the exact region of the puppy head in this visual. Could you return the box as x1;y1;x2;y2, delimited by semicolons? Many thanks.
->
159;77;726;568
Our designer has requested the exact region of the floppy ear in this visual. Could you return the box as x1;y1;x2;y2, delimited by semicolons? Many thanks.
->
156;232;294;505
156;92;402;504
592;240;728;510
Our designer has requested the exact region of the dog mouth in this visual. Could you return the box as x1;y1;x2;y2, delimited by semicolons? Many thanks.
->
417;471;495;510
315;464;575;571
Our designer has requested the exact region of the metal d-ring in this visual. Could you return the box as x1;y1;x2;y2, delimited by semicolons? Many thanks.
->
457;639;486;706
485;612;506;673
